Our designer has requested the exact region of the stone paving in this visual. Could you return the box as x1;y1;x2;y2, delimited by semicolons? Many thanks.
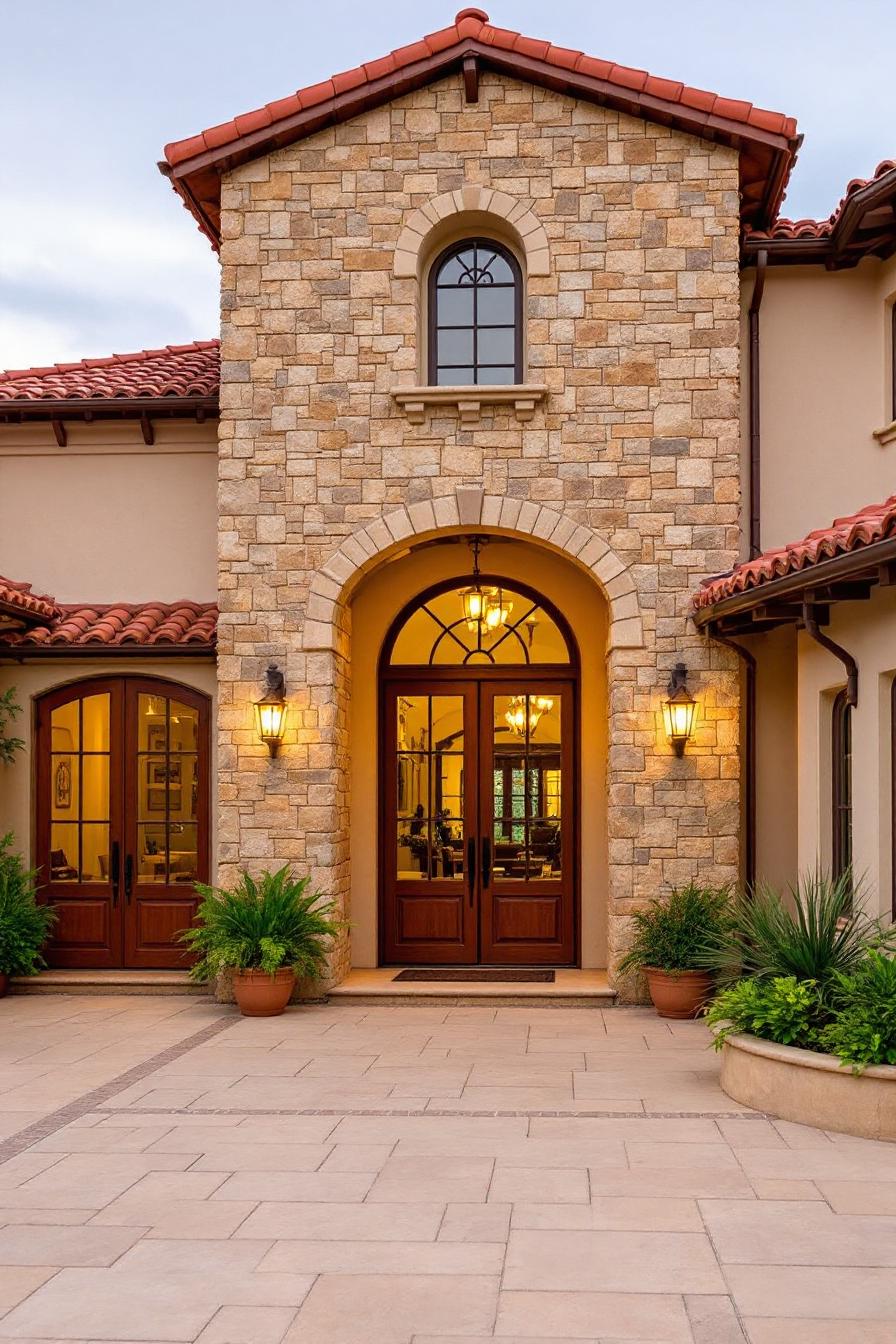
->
1;995;895;1343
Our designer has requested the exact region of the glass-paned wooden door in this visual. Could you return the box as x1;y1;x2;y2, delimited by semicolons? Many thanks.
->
125;682;208;967
36;677;209;969
479;680;575;964
381;681;478;964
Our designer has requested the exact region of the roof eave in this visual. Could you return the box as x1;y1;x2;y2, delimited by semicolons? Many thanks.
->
0;395;220;424
694;535;896;631
162;37;798;243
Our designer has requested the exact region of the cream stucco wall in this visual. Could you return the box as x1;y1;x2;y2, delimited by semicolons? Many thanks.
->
795;587;896;917
746;256;896;553
0;660;218;874
348;537;609;968
752;626;799;890
0;420;218;603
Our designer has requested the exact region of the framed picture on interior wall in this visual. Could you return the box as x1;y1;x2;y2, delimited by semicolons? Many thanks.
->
146;786;167;812
54;757;72;810
147;725;167;753
147;760;181;787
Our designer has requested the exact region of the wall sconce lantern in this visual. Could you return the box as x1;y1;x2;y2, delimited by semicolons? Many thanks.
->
662;662;697;757
254;663;288;758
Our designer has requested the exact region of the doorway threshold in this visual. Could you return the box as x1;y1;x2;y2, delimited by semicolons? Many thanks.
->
11;969;204;996
328;967;615;1007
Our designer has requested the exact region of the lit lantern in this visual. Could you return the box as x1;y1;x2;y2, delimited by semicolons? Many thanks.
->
662;662;697;757
254;663;288;758
484;587;513;632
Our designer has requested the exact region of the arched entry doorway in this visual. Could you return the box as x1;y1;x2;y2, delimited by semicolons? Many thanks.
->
379;574;578;965
34;676;210;969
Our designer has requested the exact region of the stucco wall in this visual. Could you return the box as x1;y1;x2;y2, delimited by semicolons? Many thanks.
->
752;626;799;890
216;70;743;983
750;256;896;552
795;586;896;917
0;660;218;874
0;420;218;603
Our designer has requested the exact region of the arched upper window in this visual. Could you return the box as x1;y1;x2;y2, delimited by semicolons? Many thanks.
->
385;580;574;667
428;239;522;386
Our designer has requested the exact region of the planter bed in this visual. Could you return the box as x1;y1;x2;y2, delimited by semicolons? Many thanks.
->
719;1030;896;1141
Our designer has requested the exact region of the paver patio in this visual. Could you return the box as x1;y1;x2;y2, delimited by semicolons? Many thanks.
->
0;996;895;1343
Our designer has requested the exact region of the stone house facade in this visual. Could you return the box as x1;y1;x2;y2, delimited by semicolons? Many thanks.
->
1;10;894;989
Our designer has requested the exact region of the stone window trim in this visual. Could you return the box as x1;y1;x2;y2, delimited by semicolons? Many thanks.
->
390;382;548;425
872;419;896;447
393;186;551;280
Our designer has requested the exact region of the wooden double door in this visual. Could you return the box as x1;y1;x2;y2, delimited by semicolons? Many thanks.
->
382;674;576;964
35;677;210;969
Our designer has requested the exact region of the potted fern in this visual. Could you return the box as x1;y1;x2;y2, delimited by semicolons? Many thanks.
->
0;833;56;996
618;883;731;1018
180;866;343;1016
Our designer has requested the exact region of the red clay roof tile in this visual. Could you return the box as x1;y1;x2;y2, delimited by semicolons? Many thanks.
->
161;9;799;244
748;158;896;242
694;496;896;610
0;600;218;650
0;341;219;404
0;577;60;624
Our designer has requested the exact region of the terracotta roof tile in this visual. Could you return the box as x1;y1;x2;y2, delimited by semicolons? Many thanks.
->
161;9;798;244
694;496;896;610
0;576;60;624
748;158;896;241
1;600;218;650
0;341;219;403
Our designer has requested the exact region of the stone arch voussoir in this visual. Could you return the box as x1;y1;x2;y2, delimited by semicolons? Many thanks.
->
304;486;645;655
394;185;550;279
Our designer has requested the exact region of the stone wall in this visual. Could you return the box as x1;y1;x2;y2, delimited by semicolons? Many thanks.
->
216;70;742;984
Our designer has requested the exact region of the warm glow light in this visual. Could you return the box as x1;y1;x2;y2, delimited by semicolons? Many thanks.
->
505;694;554;738
484;589;513;631
662;663;697;756
461;583;490;631
254;663;288;758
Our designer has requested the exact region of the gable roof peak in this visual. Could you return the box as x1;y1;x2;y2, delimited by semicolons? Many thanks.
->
160;9;799;248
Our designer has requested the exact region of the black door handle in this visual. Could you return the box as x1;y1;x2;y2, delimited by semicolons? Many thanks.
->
467;836;476;907
482;835;492;889
124;854;134;905
110;841;120;907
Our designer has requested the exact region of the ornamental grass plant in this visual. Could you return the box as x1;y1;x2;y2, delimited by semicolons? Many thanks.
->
0;832;56;977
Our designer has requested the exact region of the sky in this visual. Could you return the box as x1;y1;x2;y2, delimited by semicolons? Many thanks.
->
1;0;894;371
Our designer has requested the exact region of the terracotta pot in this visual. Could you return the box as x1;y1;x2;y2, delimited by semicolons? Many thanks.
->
232;967;295;1017
644;967;714;1020
0;972;8;999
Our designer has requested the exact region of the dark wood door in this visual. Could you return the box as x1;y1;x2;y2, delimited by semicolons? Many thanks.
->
382;680;479;964
381;674;576;965
36;677;209;969
479;679;575;965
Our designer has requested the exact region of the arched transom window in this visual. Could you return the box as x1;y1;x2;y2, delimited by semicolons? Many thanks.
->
428;239;522;386
387;581;573;666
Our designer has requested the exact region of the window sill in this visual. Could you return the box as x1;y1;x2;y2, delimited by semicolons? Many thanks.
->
873;419;896;446
391;384;548;425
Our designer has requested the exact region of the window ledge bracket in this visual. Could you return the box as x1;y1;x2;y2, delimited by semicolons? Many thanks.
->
873;419;896;446
391;384;548;426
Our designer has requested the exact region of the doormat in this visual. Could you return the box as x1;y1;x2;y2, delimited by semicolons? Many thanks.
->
393;968;556;983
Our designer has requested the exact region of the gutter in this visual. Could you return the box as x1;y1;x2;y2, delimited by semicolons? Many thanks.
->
747;248;768;558
802;598;858;707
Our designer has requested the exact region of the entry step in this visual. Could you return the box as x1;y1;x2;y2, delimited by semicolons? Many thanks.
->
11;969;204;996
328;967;616;1006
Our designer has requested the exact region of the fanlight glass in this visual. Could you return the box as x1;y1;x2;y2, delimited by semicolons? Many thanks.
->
389;584;572;666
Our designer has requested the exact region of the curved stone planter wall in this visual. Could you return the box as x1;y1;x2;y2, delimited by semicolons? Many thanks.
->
719;1031;896;1141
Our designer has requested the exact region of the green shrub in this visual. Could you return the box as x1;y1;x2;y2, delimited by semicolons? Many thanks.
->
618;883;732;975
817;952;896;1072
707;975;820;1049
699;870;894;1000
0;833;56;976
180;865;344;982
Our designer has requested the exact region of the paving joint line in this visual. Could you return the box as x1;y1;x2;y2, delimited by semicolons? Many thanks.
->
92;1104;769;1119
0;1016;234;1167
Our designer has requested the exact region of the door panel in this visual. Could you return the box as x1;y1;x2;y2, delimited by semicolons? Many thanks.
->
36;680;123;968
36;677;208;970
382;681;478;964
123;683;208;969
479;681;575;964
380;674;576;966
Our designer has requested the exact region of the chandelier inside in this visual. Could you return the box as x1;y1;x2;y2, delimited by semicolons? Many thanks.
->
459;537;513;634
504;694;554;738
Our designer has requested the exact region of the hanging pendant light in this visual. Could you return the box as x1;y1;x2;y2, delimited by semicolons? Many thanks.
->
460;537;495;632
505;694;554;739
